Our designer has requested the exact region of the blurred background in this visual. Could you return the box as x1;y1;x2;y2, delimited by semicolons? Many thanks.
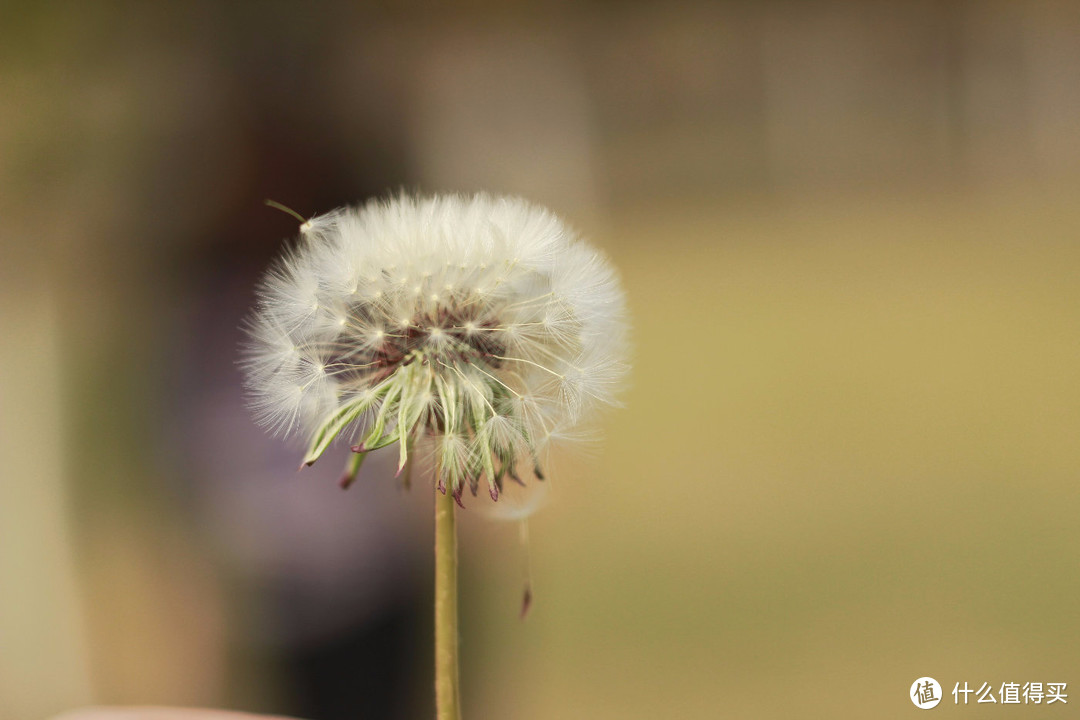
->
2;1;1079;718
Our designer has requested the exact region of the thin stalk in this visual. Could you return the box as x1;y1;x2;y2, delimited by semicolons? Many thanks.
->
434;486;462;720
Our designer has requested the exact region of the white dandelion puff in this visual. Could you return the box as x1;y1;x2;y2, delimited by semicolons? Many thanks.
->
242;193;629;505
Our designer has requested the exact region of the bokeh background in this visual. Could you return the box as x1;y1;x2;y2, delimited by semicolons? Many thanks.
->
2;2;1079;718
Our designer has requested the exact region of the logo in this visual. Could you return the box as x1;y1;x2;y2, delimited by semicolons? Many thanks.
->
911;677;942;709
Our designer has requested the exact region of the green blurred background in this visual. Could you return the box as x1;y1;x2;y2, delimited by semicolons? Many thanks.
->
2;2;1079;718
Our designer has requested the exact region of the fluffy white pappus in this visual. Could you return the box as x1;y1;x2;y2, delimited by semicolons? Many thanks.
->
242;193;629;505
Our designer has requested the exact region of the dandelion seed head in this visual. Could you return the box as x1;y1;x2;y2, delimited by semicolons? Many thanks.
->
242;193;629;505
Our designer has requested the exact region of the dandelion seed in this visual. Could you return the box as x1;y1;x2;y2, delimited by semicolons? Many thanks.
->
242;193;629;504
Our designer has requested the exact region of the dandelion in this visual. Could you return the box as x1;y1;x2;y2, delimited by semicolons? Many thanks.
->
242;192;629;719
243;193;628;501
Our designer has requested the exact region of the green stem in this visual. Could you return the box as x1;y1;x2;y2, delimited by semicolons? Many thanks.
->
434;487;461;720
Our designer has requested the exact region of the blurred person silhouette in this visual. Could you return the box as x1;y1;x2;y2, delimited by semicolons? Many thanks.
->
161;58;431;719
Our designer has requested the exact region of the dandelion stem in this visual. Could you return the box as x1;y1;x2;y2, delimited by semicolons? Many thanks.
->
434;485;462;720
